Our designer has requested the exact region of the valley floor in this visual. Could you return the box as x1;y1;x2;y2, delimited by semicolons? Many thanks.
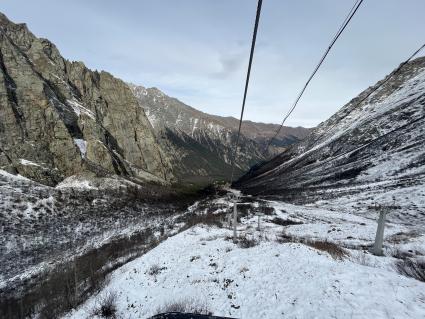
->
64;193;425;319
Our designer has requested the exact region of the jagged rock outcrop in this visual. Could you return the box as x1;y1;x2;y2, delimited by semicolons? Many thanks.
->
0;13;172;185
235;57;425;208
130;84;309;184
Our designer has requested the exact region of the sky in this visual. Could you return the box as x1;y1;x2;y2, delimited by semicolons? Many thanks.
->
2;0;425;127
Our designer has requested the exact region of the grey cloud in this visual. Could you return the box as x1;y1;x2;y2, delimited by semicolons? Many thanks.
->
211;51;246;79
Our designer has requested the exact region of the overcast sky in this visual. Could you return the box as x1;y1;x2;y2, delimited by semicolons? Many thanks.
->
2;0;425;127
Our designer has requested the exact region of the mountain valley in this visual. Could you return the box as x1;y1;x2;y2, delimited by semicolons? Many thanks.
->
1;8;425;319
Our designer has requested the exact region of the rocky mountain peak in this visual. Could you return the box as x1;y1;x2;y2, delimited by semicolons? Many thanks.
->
0;12;172;185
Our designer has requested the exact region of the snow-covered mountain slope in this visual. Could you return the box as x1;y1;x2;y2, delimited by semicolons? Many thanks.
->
64;193;425;319
235;56;425;222
0;168;205;318
129;84;309;184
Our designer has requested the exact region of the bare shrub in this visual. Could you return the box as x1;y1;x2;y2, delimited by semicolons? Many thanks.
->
261;206;275;216
147;264;165;276
395;259;425;282
237;235;258;249
270;217;303;226
236;203;252;218
156;298;211;315
90;291;118;318
275;230;298;244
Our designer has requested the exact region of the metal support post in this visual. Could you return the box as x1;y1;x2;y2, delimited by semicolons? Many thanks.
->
372;210;387;256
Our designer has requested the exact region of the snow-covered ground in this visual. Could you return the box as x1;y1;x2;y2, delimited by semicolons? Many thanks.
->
64;194;425;319
0;170;191;302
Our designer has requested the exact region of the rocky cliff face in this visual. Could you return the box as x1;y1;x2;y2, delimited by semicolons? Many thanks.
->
130;84;309;184
235;57;425;210
0;13;171;185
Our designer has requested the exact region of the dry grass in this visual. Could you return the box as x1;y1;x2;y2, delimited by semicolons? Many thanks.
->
276;231;347;260
390;248;415;260
395;259;425;282
306;240;348;260
275;230;297;244
387;231;421;244
155;298;211;315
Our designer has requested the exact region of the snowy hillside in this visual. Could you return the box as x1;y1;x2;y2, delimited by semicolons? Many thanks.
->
235;57;425;221
0;169;204;318
64;192;425;319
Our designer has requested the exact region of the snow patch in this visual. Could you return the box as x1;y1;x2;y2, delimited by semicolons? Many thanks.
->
56;176;97;190
67;100;95;120
19;159;42;167
74;139;87;158
0;169;31;181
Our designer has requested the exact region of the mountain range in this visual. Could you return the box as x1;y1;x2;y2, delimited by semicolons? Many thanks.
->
0;11;308;187
130;84;309;184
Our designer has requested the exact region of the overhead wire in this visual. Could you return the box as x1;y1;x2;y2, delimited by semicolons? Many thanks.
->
230;0;424;188
230;0;263;183
306;42;425;149
252;42;425;196
265;0;364;151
